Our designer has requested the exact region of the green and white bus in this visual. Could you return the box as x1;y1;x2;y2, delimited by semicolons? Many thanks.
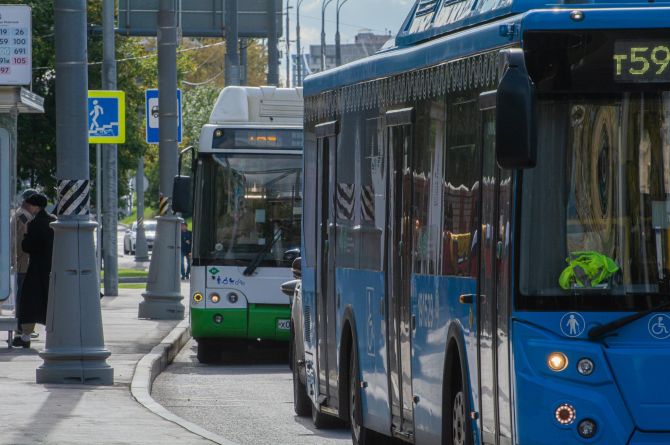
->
190;86;303;363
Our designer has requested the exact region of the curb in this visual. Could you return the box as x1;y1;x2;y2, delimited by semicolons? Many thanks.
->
130;319;238;445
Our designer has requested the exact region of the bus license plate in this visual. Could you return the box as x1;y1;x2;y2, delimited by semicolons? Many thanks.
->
277;319;290;330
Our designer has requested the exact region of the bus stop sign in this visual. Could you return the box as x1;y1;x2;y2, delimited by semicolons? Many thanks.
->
145;88;182;145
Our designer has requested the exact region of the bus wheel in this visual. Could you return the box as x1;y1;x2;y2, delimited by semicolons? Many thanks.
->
311;402;337;429
196;340;220;364
349;344;373;444
445;362;473;445
292;335;311;416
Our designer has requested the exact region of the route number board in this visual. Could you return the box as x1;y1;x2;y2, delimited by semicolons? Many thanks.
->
0;5;31;85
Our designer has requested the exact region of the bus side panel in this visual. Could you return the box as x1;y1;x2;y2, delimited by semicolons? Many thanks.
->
411;274;479;445
336;267;391;435
301;265;318;401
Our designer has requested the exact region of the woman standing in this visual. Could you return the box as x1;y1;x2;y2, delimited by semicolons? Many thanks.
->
13;193;56;348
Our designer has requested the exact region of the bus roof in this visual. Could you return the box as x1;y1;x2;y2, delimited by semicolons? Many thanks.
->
209;86;304;126
396;0;670;48
304;3;670;98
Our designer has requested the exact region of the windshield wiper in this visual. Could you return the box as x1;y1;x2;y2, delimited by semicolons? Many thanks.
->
588;298;670;340
242;229;282;276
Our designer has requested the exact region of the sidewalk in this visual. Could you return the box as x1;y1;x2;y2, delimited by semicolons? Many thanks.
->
0;286;215;445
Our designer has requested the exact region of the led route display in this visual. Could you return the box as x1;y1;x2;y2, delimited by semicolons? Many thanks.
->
614;40;670;83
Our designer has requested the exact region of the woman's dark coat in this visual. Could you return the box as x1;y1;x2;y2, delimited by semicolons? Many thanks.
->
19;209;56;325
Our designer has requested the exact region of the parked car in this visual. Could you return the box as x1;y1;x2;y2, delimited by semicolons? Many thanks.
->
123;220;157;255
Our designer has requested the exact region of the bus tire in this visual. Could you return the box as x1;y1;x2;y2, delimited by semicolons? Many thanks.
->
311;403;337;429
349;342;377;444
445;357;473;445
292;334;311;416
196;339;219;364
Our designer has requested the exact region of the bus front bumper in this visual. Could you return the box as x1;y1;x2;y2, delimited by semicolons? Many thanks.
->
190;305;291;341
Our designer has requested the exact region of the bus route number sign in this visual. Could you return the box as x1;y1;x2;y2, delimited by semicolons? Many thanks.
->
613;40;670;83
0;5;31;85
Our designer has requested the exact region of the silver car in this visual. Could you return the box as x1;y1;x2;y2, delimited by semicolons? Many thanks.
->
123;220;156;255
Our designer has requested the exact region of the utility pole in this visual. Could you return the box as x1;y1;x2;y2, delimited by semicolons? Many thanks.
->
285;1;290;87
267;0;279;86
134;153;149;262
37;0;113;384
239;38;248;85
225;0;240;86
139;0;184;320
335;0;349;67
296;0;304;85
102;0;118;296
321;0;335;71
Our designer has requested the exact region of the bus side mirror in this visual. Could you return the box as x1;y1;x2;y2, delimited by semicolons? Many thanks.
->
173;145;194;215
281;279;299;298
172;175;192;215
292;257;301;279
496;48;537;169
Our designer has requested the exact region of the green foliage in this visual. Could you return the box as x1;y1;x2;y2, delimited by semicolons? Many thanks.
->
11;2;269;213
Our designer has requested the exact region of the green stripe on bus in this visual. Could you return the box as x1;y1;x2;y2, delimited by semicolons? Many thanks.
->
190;304;291;342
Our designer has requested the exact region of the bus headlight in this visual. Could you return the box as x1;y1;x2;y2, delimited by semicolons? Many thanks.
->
227;292;239;303
210;293;221;303
555;404;576;425
193;293;203;304
547;352;568;372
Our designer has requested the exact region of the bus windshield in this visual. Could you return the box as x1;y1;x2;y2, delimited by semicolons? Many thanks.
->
519;92;670;310
193;153;302;266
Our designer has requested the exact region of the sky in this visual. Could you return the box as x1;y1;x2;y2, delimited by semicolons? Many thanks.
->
281;0;415;82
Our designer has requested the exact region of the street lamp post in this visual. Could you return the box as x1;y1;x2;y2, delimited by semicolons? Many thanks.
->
335;0;350;67
321;0;335;71
296;0;305;85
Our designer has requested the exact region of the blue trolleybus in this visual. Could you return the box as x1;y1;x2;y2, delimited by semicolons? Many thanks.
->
290;0;670;444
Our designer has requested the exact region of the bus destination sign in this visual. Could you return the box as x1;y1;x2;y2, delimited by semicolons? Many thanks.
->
614;40;670;83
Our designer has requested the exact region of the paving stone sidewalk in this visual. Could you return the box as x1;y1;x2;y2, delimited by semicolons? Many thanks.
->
0;286;213;445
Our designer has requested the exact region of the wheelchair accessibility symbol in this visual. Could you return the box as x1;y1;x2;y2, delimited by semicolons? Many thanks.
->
648;314;670;340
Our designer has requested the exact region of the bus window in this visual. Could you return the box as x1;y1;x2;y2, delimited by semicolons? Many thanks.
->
412;98;446;275
360;117;385;271
442;99;481;277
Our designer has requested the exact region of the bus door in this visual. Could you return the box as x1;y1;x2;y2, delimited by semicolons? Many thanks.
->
478;95;513;445
385;108;415;437
315;121;340;410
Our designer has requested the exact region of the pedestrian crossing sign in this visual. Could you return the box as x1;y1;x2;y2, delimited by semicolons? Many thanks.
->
88;90;125;144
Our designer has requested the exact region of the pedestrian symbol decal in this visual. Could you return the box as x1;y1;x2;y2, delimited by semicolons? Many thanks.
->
560;312;586;337
87;90;126;144
89;100;104;131
648;314;670;339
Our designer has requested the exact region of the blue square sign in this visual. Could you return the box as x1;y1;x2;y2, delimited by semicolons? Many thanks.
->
145;89;182;144
88;90;125;144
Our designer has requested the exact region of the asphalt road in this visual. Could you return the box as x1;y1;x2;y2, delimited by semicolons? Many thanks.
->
152;339;352;445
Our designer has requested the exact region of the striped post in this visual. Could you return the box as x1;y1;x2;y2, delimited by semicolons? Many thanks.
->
37;0;113;385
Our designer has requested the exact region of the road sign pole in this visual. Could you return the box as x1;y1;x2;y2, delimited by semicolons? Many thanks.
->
134;154;149;262
102;0;118;296
239;38;248;85
225;0;240;86
37;0;113;385
96;143;102;289
267;0;279;86
139;0;184;320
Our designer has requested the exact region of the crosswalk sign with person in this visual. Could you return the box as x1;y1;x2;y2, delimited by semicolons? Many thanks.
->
87;90;126;144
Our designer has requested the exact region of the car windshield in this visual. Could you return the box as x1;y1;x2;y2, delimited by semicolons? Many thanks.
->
193;153;302;267
519;92;670;310
144;221;156;231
